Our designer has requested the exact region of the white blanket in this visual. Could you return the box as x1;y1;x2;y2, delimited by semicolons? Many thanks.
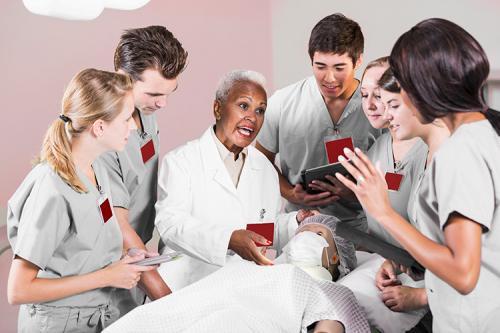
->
104;261;369;333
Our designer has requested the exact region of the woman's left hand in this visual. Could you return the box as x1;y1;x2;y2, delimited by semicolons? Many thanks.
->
335;147;392;221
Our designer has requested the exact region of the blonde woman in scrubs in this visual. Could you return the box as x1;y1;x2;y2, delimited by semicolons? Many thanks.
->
7;69;154;332
336;18;500;332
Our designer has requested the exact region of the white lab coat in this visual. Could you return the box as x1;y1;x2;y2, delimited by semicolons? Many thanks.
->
155;127;297;291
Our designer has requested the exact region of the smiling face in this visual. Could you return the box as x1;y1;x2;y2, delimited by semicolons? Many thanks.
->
312;51;361;102
101;92;137;151
298;224;340;276
131;68;178;115
380;89;422;140
361;65;389;129
214;81;267;151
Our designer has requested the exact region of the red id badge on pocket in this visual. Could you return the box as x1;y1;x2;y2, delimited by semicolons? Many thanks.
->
99;197;113;223
385;172;404;191
141;139;155;164
246;222;274;246
325;137;354;163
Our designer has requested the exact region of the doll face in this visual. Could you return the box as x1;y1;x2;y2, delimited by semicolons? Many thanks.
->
298;224;340;276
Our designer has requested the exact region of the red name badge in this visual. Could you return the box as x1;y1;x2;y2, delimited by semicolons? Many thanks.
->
385;172;404;191
325;137;354;163
246;222;274;246
141;139;155;164
99;198;113;223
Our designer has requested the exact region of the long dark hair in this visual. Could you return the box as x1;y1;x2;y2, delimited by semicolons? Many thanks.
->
377;68;400;94
389;18;500;135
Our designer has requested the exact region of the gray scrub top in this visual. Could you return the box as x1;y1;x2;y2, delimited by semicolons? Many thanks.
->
257;76;381;223
417;120;500;332
100;110;159;243
366;133;427;247
7;161;122;307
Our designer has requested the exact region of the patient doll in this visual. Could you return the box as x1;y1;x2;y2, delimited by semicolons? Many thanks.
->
274;214;359;333
275;214;357;282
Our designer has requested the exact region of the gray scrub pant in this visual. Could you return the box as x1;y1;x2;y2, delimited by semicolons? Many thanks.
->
18;303;119;332
110;287;146;318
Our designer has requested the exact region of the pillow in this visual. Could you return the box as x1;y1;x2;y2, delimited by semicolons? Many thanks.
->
338;252;427;333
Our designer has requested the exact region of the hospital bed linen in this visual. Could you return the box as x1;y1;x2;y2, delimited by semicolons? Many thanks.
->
104;260;370;333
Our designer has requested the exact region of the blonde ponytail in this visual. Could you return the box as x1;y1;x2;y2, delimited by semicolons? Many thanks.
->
39;68;133;193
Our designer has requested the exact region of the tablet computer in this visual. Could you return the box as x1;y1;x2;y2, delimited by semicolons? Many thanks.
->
301;161;351;194
336;223;425;275
131;252;181;266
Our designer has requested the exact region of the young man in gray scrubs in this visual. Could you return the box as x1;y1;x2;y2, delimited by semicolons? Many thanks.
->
257;13;380;231
100;26;188;316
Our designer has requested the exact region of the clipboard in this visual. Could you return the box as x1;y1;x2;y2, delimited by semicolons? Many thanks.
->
301;161;351;194
336;223;425;275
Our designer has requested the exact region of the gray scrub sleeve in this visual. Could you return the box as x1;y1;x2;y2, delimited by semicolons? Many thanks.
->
257;92;282;153
430;138;494;231
100;151;131;209
11;183;69;270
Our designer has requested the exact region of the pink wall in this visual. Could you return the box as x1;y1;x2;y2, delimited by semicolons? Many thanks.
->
0;0;273;206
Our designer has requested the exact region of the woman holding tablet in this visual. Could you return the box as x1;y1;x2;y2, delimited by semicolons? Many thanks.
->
7;69;154;332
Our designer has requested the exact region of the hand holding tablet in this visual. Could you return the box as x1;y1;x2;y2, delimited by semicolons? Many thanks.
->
129;251;181;266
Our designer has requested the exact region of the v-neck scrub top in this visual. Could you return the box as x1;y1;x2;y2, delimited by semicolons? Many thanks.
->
257;76;381;224
417;120;500;332
366;133;428;247
7;161;123;307
100;111;160;244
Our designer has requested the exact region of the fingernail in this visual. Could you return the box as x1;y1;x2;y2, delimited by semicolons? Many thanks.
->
354;147;362;154
343;148;352;155
338;155;346;161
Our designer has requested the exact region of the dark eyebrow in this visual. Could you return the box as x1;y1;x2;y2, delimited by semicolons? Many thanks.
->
387;98;399;104
313;61;347;67
146;84;178;97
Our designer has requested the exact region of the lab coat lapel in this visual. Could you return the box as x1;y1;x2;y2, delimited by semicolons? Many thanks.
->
236;147;263;210
199;127;238;197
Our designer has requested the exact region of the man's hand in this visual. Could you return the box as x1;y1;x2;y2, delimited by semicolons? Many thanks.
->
308;175;357;201
286;183;339;207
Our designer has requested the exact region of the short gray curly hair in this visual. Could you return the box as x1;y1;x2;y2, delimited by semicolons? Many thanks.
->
215;70;266;104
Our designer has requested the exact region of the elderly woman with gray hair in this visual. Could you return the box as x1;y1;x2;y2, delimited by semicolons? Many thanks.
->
154;70;308;291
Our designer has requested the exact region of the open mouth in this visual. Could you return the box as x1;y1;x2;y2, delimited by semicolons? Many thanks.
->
323;84;340;90
237;126;255;138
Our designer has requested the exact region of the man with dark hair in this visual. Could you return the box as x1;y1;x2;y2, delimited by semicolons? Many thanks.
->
257;14;380;230
101;25;187;316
